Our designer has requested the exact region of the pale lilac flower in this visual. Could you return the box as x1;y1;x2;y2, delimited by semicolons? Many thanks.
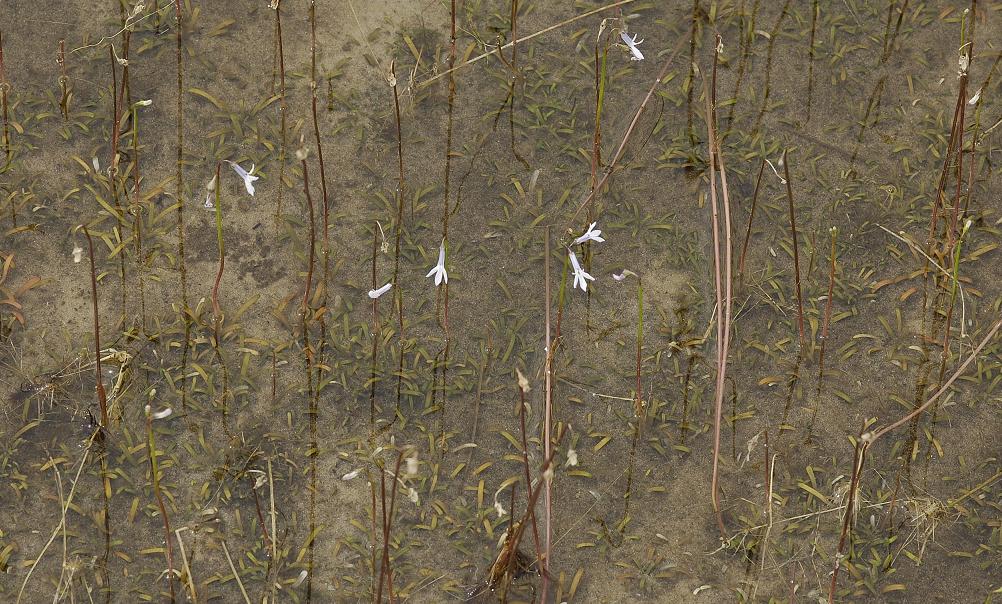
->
568;250;595;292
226;160;259;196
613;269;637;282
368;282;393;299
620;32;644;61
573;222;605;245
144;405;173;420
426;240;448;286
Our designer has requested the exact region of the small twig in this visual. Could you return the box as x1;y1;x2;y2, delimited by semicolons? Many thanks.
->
174;527;198;603
68;4;172;54
221;540;251;604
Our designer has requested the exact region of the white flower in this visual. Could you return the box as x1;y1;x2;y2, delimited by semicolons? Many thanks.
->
226;160;260;196
72;244;83;263
568;250;595;292
620;31;644;61
204;173;217;209
426;240;448;286
573;222;605;245
144;405;173;420
368;282;393;299
765;158;786;184
565;448;578;467
612;269;636;282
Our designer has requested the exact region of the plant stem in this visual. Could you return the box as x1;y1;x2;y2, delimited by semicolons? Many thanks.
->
58;39;69;120
146;406;176;602
783;150;806;350
571;32;688;222
83;226;108;428
275;2;287;220
376;452;404;603
704;37;733;540
737;158;765;281
211;163;224;344
1;30;10;168
542;226;553;602
389;60;407;415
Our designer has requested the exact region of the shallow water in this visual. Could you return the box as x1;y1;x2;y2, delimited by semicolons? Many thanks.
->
0;0;1000;602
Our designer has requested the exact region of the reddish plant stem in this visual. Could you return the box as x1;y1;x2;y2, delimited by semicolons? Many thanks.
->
376;452;404;603
783;151;806;350
369;226;379;429
147;410;176;602
817;229;837;382
389;60;407;413
274;1;287;218
705;36;734;540
210;163;224;341
301;161;316;317
58;39;69;120
83;226;108;427
737;159;765;280
828;439;865;604
542;226;553;601
517;379;542;565
829;315;1002;602
0;30;9;167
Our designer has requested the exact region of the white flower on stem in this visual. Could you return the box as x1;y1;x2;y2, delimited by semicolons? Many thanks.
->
72;244;83;263
568;250;595;292
226;160;259;196
612;269;637;282
620;31;644;61
368;282;393;299
204;173;217;209
765;158;786;184
573;222;605;245
426;240;448;286
565;448;578;467
144;405;173;420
